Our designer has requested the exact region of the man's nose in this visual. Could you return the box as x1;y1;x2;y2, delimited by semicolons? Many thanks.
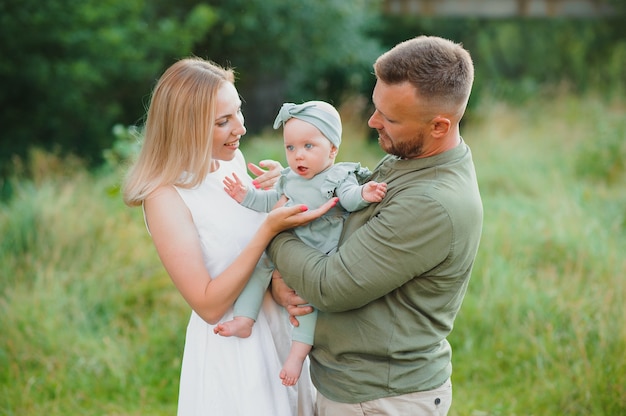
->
368;111;381;129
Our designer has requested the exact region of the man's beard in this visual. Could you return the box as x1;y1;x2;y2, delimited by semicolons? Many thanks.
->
378;130;425;159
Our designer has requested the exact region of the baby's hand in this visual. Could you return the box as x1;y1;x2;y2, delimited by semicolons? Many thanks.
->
223;173;249;203
361;181;387;203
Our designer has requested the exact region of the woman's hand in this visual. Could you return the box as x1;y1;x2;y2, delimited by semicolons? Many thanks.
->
263;197;338;235
270;270;313;327
248;160;282;190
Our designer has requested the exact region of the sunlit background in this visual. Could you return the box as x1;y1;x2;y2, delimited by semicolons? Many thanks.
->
1;1;625;415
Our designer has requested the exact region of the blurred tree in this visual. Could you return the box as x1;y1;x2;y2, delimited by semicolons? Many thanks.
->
4;0;624;179
373;13;626;105
0;0;216;172
196;0;383;132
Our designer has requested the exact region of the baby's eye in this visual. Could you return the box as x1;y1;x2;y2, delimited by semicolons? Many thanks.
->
304;143;313;149
286;145;295;151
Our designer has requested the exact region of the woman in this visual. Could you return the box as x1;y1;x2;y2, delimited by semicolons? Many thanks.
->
122;57;333;415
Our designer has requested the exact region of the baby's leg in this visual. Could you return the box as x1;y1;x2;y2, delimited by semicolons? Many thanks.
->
215;254;273;338
213;316;255;338
280;341;312;386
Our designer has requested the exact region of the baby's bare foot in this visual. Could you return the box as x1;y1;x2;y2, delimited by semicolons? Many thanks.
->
279;355;304;386
213;316;254;338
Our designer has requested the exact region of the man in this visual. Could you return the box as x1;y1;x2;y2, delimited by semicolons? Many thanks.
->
269;35;483;415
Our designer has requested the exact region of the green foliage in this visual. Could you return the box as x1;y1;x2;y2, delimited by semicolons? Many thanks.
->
101;124;144;176
374;16;626;106
0;0;216;172
202;0;381;96
0;0;382;174
197;0;383;131
4;0;626;184
2;92;624;415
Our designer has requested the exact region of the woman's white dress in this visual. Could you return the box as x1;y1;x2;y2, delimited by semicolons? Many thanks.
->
172;150;316;416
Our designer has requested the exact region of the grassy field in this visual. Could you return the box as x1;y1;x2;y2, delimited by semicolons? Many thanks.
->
1;92;625;415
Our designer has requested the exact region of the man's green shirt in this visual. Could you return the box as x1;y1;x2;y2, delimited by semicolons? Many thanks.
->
268;140;483;403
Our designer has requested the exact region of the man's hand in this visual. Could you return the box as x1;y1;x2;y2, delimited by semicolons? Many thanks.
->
270;270;313;327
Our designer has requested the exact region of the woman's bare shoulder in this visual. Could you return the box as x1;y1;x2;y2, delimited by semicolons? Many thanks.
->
146;185;179;203
144;185;193;238
144;185;187;219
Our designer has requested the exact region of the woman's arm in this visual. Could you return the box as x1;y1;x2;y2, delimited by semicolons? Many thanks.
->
145;185;337;324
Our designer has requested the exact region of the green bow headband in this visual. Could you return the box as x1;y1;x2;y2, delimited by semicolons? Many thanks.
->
273;101;342;148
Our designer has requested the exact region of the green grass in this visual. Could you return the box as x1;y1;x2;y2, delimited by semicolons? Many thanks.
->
450;94;626;415
1;93;625;415
0;158;186;415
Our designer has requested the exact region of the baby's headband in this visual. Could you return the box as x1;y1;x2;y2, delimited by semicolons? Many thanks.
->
273;101;342;147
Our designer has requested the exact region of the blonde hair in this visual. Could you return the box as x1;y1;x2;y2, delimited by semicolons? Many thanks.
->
123;58;235;206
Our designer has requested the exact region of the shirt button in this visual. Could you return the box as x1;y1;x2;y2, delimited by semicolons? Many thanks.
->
435;398;441;405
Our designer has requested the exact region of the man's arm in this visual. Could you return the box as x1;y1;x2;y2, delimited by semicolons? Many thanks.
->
267;193;452;312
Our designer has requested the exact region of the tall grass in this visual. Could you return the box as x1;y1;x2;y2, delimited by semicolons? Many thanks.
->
1;93;624;415
451;93;626;415
0;152;187;415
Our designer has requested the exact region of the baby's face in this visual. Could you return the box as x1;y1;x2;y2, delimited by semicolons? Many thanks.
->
283;118;337;179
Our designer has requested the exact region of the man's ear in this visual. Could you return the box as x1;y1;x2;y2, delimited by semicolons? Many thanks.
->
431;116;451;138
